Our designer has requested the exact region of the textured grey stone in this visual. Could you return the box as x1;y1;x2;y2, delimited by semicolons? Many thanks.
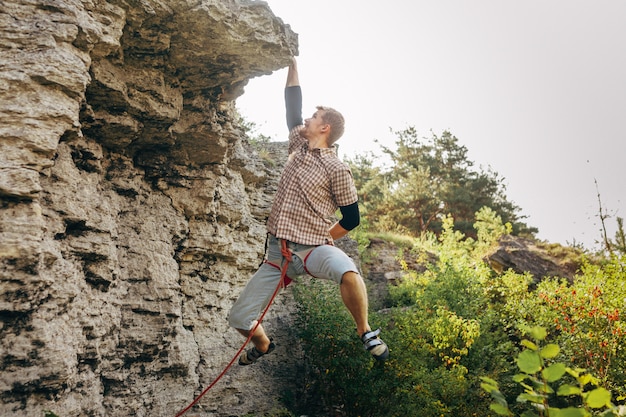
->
0;1;301;416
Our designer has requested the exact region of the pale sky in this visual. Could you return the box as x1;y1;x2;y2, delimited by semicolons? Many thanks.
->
237;0;626;250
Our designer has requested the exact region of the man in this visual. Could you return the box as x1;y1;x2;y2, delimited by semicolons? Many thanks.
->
228;57;388;365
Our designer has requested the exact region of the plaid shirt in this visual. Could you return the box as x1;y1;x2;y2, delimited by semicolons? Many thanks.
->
266;127;358;245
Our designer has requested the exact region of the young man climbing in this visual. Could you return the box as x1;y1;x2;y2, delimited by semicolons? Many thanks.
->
228;57;389;365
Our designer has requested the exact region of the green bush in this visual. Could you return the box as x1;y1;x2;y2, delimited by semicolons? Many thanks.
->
288;209;624;416
292;277;493;417
492;256;626;399
481;326;625;417
292;279;391;417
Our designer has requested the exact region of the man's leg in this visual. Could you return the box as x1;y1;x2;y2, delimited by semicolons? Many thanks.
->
340;270;389;360
301;244;389;360
236;321;272;353
339;271;370;336
228;259;284;364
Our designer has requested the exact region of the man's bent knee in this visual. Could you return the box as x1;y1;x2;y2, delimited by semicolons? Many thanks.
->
340;270;361;285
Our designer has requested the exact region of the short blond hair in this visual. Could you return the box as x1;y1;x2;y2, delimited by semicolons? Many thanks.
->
317;106;345;145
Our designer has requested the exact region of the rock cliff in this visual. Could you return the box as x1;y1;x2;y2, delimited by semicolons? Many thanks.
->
0;1;301;416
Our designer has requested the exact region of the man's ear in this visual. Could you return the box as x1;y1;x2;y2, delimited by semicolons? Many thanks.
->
321;124;330;134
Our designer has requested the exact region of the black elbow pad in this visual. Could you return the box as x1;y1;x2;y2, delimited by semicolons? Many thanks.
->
338;202;360;231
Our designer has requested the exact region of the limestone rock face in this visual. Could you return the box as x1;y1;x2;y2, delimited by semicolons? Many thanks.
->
0;1;301;416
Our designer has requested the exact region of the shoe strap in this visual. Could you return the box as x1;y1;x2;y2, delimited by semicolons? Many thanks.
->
248;347;264;360
362;328;383;350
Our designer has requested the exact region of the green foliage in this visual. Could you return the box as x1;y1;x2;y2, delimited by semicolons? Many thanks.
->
481;326;625;417
429;307;481;368
292;279;393;417
496;256;626;398
293;277;492;417
292;210;512;416
474;206;514;256
346;128;536;239
288;208;624;416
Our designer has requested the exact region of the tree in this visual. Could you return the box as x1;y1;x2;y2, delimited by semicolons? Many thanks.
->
347;128;535;238
345;152;387;226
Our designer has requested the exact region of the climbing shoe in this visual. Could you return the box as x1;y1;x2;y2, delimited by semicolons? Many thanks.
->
238;339;275;366
361;329;389;361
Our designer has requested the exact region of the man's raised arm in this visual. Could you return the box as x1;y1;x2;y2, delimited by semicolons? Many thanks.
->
285;57;302;131
286;57;299;87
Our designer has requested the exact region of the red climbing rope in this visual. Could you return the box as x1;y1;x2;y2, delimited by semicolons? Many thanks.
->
174;239;292;417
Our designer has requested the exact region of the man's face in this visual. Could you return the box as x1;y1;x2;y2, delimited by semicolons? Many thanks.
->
301;109;327;139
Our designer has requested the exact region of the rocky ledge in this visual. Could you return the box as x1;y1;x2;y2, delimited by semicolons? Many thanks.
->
0;1;300;416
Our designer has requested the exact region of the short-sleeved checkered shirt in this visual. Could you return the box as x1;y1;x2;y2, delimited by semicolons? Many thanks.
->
266;126;358;246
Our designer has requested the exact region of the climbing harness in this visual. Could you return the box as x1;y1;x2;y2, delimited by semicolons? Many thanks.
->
174;239;294;417
264;242;316;284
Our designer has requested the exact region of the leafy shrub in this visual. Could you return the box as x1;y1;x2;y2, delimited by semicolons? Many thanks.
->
289;209;624;416
494;256;626;399
481;326;625;417
293;277;493;417
291;210;511;416
292;279;393;417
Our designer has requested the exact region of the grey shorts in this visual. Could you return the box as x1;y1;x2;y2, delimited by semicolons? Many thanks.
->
227;234;359;330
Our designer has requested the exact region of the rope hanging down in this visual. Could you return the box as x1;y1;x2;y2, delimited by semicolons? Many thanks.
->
174;240;293;417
